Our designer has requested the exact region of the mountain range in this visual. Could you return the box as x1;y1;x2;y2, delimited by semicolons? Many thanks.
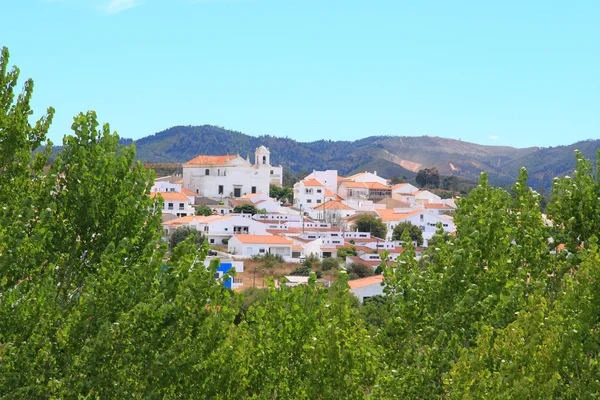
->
132;125;599;189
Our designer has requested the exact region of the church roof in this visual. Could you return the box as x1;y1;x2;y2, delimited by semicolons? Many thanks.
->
183;155;237;166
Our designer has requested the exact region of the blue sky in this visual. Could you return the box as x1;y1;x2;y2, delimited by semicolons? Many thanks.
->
2;0;598;148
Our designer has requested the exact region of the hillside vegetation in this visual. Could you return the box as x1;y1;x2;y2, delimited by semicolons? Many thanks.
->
134;125;599;189
5;46;600;398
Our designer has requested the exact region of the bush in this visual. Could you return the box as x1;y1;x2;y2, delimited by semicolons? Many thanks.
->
337;246;357;258
302;253;320;269
321;257;340;271
169;226;205;250
346;262;374;279
290;264;322;279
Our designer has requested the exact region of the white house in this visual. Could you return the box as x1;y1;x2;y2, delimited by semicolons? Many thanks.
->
343;171;388;186
376;209;455;241
390;182;419;194
151;192;195;217
293;178;326;208
338;181;391;201
228;234;293;257
414;190;442;205
303;170;339;195
162;214;269;244
182;146;283;199
310;200;356;224
239;192;281;213
348;275;385;302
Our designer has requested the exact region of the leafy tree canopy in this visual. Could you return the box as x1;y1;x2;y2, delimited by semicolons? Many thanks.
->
392;221;424;245
352;214;387;239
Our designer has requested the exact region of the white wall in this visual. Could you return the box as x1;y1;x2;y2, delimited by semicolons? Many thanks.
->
350;283;385;303
184;157;283;199
305;170;339;195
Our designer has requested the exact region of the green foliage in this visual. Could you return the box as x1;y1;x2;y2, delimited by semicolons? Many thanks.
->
195;205;213;216
337;246;357;258
289;264;322;279
416;167;440;188
232;203;259;215
321;257;340;271
346;262;374;280
269;184;293;203
392;221;424;245
251;252;284;269
5;47;600;398
169;225;205;249
352;214;387;239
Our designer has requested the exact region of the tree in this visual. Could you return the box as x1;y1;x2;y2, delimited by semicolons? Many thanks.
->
390;175;407;185
416;167;440;188
196;205;213;216
392;221;423;245
321;257;340;271
352;214;387;239
169;226;205;249
233;203;259;215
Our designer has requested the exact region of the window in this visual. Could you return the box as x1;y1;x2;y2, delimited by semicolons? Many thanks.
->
217;169;220;176
210;239;215;244
317;189;322;193
251;186;257;194
218;185;224;195
420;214;424;222
205;169;210;175
270;170;274;175
316;199;321;203
259;248;266;253
167;203;173;210
262;156;266;164
307;199;312;203
179;203;184;210
196;189;199;194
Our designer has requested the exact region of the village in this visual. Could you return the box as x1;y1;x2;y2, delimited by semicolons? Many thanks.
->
151;145;457;302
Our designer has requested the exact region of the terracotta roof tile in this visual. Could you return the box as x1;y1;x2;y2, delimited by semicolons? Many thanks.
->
302;178;325;187
424;203;455;209
150;192;191;201
183;154;237;166
181;187;197;197
233;234;293;245
347;274;385;289
312;200;355;211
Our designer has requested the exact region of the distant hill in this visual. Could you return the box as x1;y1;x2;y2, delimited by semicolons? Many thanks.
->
130;125;598;189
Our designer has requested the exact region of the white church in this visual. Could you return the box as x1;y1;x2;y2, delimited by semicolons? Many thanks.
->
182;146;283;199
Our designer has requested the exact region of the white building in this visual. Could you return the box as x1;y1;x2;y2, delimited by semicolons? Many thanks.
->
310;200;356;224
376;209;455;241
162;214;269;245
228;234;293;257
348;275;385;302
391;183;419;195
303;170;339;195
344;171;388;186
151;192;195;217
182;146;283;199
239;192;281;213
293;178;326;208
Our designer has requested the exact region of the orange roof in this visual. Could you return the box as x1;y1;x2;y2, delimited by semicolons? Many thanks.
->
233;234;293;245
391;183;409;190
324;189;336;197
341;181;390;190
424;203;454;209
344;172;368;180
183;154;237;166
312;200;355;211
302;178;324;187
241;193;262;199
150;192;190;201
376;209;424;222
181;187;197;197
342;181;369;189
347;274;384;289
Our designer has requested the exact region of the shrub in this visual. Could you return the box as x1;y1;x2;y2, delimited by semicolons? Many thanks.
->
169;226;205;250
346;262;374;279
321;257;340;271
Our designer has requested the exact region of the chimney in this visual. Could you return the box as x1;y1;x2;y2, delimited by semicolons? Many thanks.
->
374;171;377;176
